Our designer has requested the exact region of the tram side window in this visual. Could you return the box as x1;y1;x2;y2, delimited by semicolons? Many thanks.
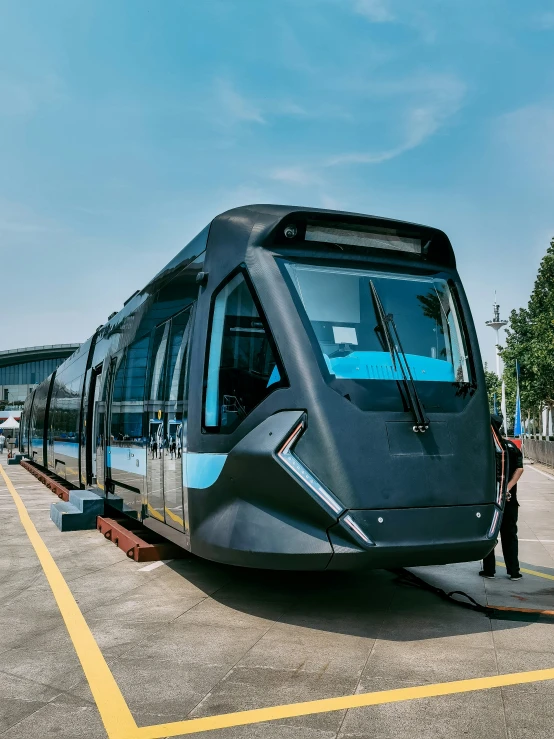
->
51;374;81;446
205;272;286;433
144;310;192;456
148;323;170;403
110;337;149;444
109;354;126;443
166;309;192;410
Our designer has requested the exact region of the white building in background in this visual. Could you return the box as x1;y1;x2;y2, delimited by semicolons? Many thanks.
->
0;344;80;407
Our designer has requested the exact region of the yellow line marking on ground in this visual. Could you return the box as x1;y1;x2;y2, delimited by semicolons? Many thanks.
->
133;668;554;738
0;463;138;739
496;560;554;581
4;462;554;739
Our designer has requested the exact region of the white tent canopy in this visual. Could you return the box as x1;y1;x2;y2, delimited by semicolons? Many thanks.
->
0;417;19;429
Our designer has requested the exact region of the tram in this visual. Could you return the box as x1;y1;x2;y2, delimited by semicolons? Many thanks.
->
20;205;506;569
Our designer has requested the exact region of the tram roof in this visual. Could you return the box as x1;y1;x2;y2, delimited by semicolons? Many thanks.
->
94;203;456;351
208;204;455;268
215;202;444;226
213;203;450;237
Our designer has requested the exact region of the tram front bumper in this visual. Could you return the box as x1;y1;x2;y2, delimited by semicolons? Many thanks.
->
327;503;500;570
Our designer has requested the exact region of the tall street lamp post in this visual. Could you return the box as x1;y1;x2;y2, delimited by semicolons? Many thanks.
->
486;296;508;377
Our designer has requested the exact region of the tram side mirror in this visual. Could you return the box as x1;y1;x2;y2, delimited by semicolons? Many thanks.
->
196;271;209;286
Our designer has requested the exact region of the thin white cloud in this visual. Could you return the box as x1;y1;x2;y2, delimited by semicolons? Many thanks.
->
215;78;265;125
349;1;438;42
272;99;353;122
532;12;554;30
353;0;395;23
495;104;554;184
0;80;34;116
213;80;337;127
274;100;310;117
0;73;65;118
270;166;321;186
265;74;466;181
320;193;344;210
327;108;445;166
327;74;466;166
0;200;63;239
0;220;54;234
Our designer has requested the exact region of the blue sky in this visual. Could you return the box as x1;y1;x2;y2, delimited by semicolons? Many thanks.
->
1;0;553;369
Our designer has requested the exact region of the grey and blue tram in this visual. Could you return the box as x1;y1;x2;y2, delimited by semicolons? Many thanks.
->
20;205;505;570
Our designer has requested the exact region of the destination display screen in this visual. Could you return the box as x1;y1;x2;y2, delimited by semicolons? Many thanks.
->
305;223;422;254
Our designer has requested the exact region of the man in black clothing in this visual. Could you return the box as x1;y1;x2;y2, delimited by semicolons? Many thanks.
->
480;415;524;580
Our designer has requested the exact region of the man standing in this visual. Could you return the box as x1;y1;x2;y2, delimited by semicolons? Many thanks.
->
480;415;524;581
0;433;4;455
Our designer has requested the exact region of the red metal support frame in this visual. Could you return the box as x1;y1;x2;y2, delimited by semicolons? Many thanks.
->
96;516;185;562
19;460;185;561
20;460;71;502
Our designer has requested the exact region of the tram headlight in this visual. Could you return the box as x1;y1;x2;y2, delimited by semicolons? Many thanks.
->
277;420;374;547
277;421;344;516
341;513;375;546
488;508;500;539
491;424;507;507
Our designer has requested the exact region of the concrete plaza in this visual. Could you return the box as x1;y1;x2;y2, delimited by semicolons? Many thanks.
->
1;461;554;738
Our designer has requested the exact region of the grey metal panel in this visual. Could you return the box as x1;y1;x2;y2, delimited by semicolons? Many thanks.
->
188;411;335;570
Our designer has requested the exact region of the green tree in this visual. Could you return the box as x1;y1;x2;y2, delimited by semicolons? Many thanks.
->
500;238;554;433
527;239;554;408
484;364;501;414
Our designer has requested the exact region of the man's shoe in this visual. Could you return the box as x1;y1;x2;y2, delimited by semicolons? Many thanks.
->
508;573;523;580
479;570;495;579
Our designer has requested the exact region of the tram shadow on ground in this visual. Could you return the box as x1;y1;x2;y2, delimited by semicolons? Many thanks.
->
155;554;542;642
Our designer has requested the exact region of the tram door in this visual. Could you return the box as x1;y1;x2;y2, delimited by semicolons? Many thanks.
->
146;323;170;522
47;377;56;470
163;418;184;529
86;365;102;487
147;416;164;521
146;308;192;532
47;406;55;470
94;360;114;492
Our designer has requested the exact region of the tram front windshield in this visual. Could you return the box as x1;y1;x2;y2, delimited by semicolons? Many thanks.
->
285;262;470;384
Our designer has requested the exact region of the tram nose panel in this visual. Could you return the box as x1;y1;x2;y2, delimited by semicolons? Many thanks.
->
292;404;495;511
327;505;499;569
278;411;500;569
385;421;453;456
338;506;496;545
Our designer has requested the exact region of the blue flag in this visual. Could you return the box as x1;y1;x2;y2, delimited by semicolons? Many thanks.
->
514;385;522;436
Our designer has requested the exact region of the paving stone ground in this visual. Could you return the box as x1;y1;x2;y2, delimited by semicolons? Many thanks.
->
0;459;553;738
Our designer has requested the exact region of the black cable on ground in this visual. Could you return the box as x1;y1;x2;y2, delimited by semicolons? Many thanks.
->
388;568;554;623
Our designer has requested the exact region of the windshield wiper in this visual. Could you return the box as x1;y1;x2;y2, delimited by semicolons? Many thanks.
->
369;280;430;433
